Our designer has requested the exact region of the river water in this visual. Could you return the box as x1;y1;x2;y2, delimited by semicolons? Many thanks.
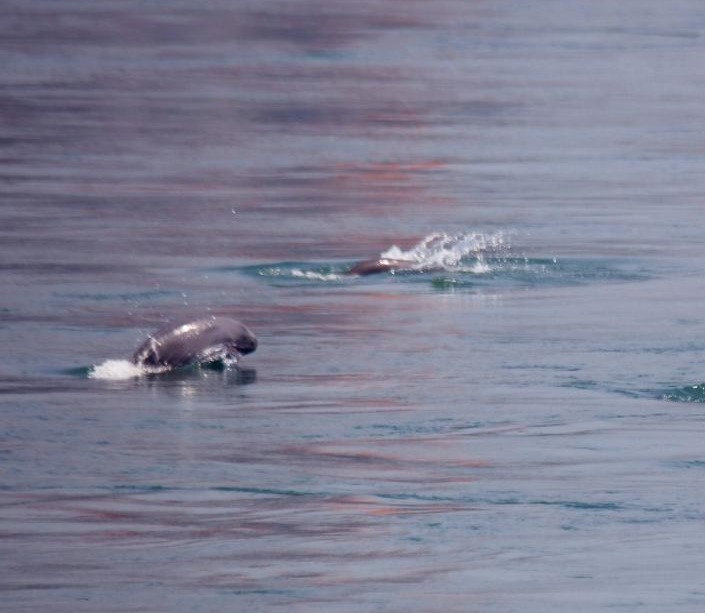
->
3;1;705;611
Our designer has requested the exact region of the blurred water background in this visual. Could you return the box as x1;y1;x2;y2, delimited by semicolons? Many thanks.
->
3;1;705;611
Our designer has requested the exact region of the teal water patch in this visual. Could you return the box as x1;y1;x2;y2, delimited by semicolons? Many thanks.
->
378;492;621;511
62;366;94;378
668;460;705;469
559;377;645;400
660;384;705;402
429;257;652;292
110;484;171;493
223;256;652;291
105;484;317;497
531;499;621;511
211;486;316;497
357;418;509;437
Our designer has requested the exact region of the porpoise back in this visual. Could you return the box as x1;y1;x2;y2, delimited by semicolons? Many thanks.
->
347;258;417;276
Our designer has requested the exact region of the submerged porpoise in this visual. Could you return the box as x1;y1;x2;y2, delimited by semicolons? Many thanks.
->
132;316;257;370
347;258;418;276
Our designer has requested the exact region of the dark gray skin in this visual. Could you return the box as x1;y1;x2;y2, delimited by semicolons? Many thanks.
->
347;258;418;276
132;316;257;370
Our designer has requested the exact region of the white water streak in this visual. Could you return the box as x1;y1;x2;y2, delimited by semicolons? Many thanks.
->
291;269;345;281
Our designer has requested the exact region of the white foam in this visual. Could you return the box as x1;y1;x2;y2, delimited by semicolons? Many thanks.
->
88;359;146;380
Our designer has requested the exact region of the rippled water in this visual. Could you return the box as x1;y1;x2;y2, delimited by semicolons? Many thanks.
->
3;1;705;611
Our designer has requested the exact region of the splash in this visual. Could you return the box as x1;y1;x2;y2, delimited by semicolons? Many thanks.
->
88;359;147;380
380;231;510;273
247;231;513;282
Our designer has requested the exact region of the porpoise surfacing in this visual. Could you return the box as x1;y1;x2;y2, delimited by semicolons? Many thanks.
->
132;316;257;370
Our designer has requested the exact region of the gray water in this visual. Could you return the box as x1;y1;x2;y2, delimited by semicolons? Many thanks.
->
3;1;705;611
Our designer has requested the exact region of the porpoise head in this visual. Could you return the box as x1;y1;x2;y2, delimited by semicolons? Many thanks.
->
227;321;257;355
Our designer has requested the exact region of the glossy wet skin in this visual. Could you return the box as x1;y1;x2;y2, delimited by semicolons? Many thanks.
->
347;258;418;276
132;317;257;369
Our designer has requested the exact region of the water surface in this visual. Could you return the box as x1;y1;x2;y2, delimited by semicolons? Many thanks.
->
3;1;705;611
